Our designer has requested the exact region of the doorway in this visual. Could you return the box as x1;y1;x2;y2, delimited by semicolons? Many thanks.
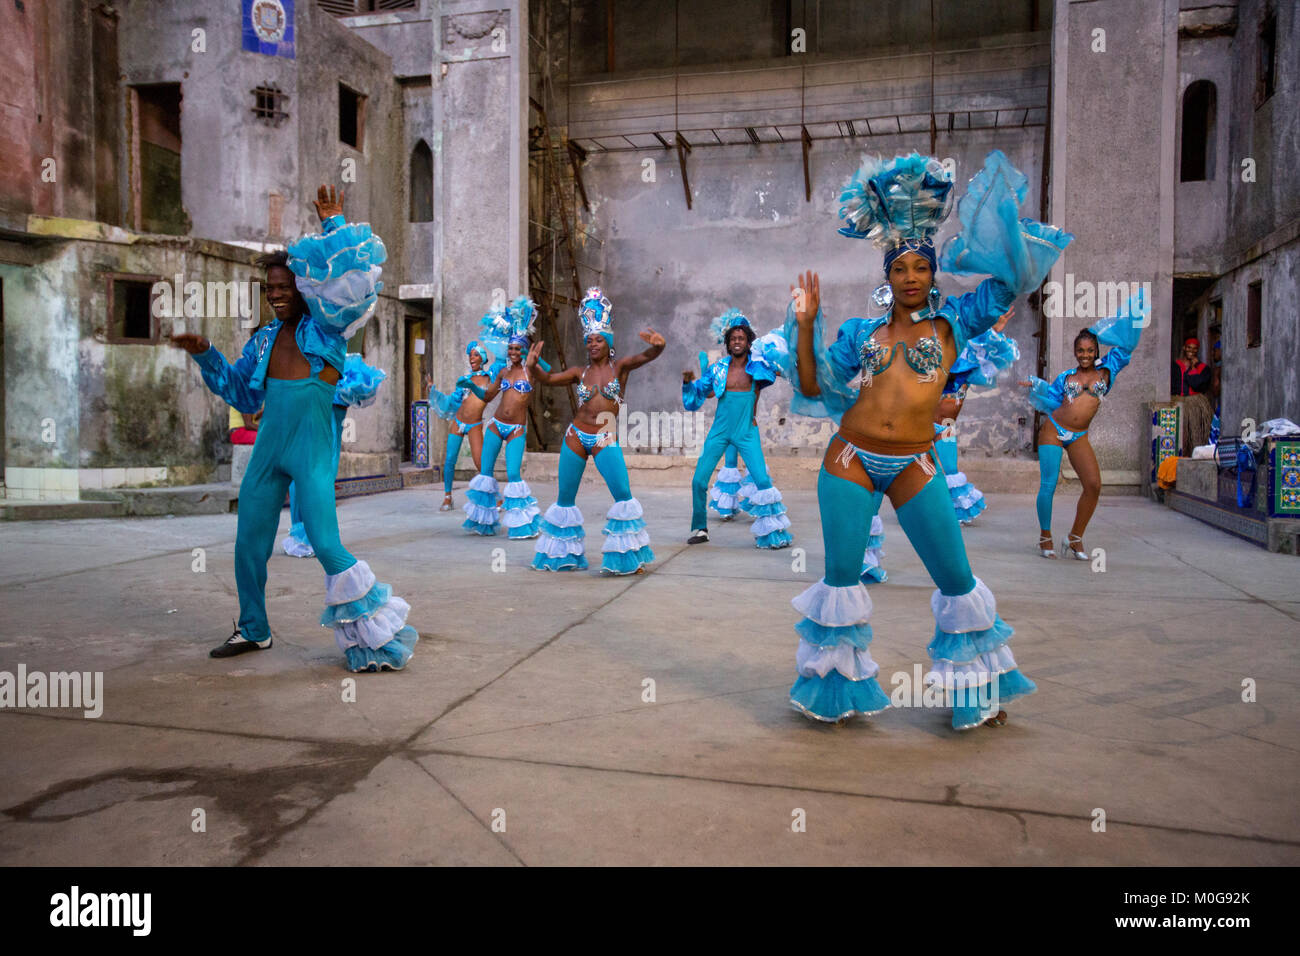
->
404;314;429;461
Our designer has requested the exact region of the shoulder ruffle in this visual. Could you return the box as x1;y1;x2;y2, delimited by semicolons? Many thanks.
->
288;218;387;338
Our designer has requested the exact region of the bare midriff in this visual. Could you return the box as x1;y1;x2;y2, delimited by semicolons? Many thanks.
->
1051;369;1108;431
494;366;531;425
458;373;490;422
266;324;340;385
573;367;622;432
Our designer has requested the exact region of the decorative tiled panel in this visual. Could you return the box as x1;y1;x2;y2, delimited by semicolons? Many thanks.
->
1151;405;1179;485
1272;440;1300;517
412;401;430;470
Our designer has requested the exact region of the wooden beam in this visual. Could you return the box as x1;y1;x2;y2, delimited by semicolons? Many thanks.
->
675;131;692;210
801;125;812;202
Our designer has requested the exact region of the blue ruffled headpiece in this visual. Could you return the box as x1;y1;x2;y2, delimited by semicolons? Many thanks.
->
506;296;538;345
465;339;491;367
709;308;753;345
838;153;954;276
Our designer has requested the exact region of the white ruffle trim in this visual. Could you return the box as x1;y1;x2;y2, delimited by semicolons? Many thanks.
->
462;502;498;524
501;503;540;527
737;480;758;499
752;514;792;536
744;486;784;506
324;560;377;606
870;515;884;536
536;535;585;558
602;530;651;553
606;498;644;522
502;480;532;499
951;488;984;509
332;596;412;652
282;534;314;558
862;546;884;569
924;645;1017;688
931;577;997;633
711;490;742;509
946;471;969;489
715;467;743;483
467;473;499;494
542;503;583;528
791;578;872;627
795;639;879;681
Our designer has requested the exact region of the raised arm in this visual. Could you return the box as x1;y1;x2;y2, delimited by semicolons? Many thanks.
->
682;352;718;411
171;331;266;415
525;340;582;387
790;271;821;398
615;329;666;374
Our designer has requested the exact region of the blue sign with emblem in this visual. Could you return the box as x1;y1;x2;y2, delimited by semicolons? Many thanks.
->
242;0;295;59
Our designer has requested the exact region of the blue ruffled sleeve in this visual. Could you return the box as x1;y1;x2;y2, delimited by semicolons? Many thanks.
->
780;302;867;422
193;333;266;415
951;327;1021;389
683;357;721;411
1089;287;1147;389
940;150;1074;299
746;330;788;385
429;385;466;419
333;353;386;408
938;278;1017;355
1026;370;1068;413
287;214;387;339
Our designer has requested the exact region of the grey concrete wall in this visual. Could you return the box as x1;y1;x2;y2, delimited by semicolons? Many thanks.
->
1174;31;1233;274
402;78;437;286
1050;0;1178;475
336;3;434;79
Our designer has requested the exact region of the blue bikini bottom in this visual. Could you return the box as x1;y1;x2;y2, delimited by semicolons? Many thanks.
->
831;433;938;493
568;423;614;452
1046;411;1087;447
454;417;483;436
492;418;524;441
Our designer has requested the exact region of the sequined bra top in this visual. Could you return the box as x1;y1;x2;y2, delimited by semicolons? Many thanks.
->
576;367;622;405
1063;373;1108;402
859;318;945;383
502;367;532;393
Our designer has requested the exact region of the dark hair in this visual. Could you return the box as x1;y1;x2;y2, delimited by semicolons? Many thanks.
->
1073;328;1100;351
253;250;290;273
727;324;756;345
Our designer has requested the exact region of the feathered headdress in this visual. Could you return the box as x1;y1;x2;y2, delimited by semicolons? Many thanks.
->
709;308;753;345
505;296;538;344
579;287;613;344
465;339;491;367
838;153;955;274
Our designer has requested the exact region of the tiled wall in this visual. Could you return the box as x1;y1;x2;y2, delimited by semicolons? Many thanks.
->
2;466;171;500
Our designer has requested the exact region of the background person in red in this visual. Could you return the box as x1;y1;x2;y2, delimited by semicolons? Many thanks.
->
1171;337;1211;396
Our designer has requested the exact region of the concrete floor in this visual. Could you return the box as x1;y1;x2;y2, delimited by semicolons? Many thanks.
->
1;478;1297;866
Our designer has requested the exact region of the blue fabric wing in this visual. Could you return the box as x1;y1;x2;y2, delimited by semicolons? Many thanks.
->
1090;287;1150;352
953;327;1020;389
1026;371;1068;413
288;215;387;338
746;330;788;384
937;277;1017;355
194;333;266;415
683;358;723;411
780;302;870;422
939;150;1073;295
332;353;386;408
429;386;466;420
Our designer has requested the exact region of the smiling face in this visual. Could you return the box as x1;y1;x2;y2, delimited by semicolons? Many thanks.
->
726;326;751;357
265;265;304;323
507;342;523;366
468;350;484;372
888;252;932;311
586;333;610;361
1182;340;1199;362
1074;335;1099;370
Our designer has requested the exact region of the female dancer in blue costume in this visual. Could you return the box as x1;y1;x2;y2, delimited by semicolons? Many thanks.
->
426;337;499;512
529;287;665;575
932;308;1018;525
783;151;1071;730
282;352;386;556
1020;290;1148;559
683;309;792;548
458;298;543;539
171;185;418;672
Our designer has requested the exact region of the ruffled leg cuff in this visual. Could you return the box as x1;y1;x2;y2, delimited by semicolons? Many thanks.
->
946;473;987;524
462;473;499;535
501;479;541;539
789;671;892;722
322;560;418;671
745;486;792;548
709;467;744;516
532;503;588;571
281;523;315;558
860;545;888;584
600;498;653;575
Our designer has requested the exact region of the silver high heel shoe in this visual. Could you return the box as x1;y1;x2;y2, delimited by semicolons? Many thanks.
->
1062;533;1090;560
1037;534;1057;559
